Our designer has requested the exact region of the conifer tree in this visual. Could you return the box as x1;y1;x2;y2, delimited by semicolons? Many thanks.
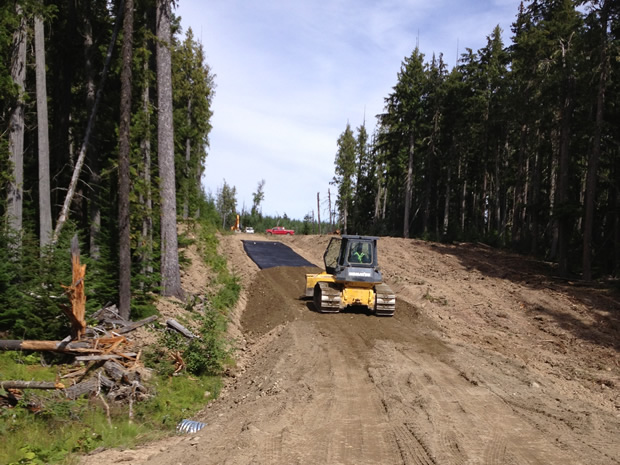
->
332;123;356;234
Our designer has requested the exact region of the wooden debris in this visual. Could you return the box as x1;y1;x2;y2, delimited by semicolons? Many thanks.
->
1;380;65;390
60;235;87;339
0;340;100;353
75;354;137;362
166;318;196;339
116;315;158;334
171;350;186;374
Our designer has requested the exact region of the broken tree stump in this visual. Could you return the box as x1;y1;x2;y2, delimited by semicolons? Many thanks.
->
61;235;87;339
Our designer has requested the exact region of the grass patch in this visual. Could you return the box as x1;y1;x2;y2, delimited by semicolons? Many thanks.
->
0;352;222;465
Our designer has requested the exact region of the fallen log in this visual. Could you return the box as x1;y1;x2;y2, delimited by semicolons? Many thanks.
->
166;318;196;339
1;380;65;390
0;340;100;353
116;315;158;334
65;378;98;400
75;353;137;362
91;304;120;322
103;359;139;383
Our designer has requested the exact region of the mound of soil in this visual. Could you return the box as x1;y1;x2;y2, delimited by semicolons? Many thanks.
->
81;233;620;465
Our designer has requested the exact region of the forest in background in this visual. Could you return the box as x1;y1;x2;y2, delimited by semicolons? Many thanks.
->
1;0;618;341
0;0;217;338
331;0;619;281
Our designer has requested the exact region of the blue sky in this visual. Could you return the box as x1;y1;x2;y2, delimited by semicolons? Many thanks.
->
175;0;521;221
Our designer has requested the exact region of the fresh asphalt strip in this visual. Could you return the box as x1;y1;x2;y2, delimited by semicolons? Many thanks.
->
242;240;315;270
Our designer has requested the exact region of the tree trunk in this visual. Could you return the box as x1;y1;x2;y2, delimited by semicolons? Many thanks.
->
403;132;414;238
82;3;101;260
157;0;184;299
118;0;134;319
35;14;53;248
442;166;451;237
7;5;27;247
328;188;333;228
531;145;542;255
317;192;321;235
183;99;192;219
512;124;528;247
140;47;154;282
557;44;576;277
582;4;609;281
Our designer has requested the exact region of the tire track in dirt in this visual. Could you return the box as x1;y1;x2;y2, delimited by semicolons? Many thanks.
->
80;234;620;465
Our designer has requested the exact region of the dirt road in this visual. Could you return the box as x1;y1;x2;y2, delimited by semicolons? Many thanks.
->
82;234;619;465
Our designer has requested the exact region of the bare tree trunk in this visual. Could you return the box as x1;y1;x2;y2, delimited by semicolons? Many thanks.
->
157;0;184;299
442;166;451;237
583;4;609;281
557;39;576;277
374;180;382;222
494;149;501;236
328;188;333;229
531;147;541;255
118;0;134;319
140;49;153;282
35;14;53;248
317;192;321;235
403;133;414;238
82;3;101;260
382;183;388;220
512;124;528;247
183;99;192;219
7;5;27;247
458;155;466;233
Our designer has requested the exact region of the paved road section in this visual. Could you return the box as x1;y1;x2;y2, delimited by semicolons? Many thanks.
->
242;240;315;269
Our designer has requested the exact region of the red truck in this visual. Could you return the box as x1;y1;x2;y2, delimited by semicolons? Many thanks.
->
266;226;294;236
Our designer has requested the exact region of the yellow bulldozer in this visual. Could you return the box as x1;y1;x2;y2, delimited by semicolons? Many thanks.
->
305;235;396;316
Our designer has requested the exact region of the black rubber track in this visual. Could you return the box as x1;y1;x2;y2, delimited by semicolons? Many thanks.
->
242;240;315;269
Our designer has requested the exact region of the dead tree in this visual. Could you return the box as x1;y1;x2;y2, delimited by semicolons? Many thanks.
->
60;235;87;339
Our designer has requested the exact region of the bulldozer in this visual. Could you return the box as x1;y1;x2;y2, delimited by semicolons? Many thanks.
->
305;235;396;316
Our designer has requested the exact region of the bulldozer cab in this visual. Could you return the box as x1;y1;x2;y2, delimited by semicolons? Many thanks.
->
324;235;379;277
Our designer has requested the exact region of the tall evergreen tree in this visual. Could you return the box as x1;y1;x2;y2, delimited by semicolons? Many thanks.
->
332;123;356;234
379;47;427;237
157;0;183;299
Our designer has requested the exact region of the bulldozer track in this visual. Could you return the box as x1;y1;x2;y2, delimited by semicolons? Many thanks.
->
314;282;341;313
375;283;396;316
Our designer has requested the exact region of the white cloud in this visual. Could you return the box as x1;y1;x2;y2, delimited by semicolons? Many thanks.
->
177;0;521;220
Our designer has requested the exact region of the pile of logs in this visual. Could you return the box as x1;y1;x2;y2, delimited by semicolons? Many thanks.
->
0;236;199;413
0;303;199;409
0;305;155;407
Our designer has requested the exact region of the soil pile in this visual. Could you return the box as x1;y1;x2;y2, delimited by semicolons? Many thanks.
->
81;233;619;465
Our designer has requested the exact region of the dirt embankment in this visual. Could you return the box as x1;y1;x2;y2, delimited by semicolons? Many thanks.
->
82;233;619;465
